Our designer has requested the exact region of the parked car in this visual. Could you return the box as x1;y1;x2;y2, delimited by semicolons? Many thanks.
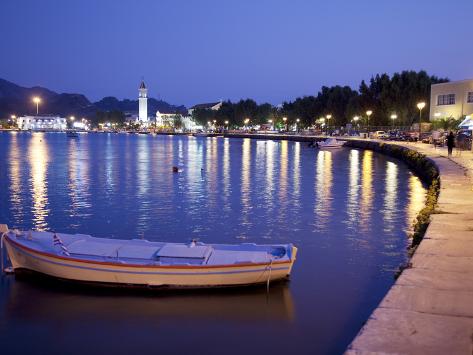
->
420;132;432;144
372;130;389;139
456;130;472;150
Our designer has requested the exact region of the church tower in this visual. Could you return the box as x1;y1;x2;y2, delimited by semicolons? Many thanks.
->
138;80;148;123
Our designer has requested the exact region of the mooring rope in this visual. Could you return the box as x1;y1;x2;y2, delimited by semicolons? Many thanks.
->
266;258;273;294
1;232;6;274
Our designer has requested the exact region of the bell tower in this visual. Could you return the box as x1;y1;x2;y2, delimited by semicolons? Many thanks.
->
138;80;148;123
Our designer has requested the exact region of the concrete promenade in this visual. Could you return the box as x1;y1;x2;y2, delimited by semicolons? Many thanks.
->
347;142;473;354
226;133;473;353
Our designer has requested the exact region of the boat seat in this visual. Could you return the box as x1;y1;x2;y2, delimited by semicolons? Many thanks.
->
155;244;213;265
156;244;212;259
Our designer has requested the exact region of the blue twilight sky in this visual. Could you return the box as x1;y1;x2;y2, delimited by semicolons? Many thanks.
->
1;0;472;107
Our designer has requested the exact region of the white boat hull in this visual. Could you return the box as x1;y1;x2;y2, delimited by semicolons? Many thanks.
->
4;236;297;288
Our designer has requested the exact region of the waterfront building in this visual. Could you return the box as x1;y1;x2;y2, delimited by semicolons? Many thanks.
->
138;80;148;124
181;115;202;130
155;110;177;127
188;101;222;115
430;79;473;120
16;115;67;131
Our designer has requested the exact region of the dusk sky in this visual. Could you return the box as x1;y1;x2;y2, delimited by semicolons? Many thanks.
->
1;0;472;107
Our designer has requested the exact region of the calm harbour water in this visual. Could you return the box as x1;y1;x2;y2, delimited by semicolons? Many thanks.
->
0;132;425;355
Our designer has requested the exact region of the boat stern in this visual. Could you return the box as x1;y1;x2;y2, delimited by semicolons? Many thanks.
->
287;244;298;276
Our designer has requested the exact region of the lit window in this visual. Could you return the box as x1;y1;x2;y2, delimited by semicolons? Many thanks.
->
437;94;455;105
468;92;473;103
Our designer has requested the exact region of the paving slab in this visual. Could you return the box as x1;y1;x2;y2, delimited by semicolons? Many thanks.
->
379;284;473;318
397;268;473;291
348;308;473;355
411;253;473;273
414;237;473;257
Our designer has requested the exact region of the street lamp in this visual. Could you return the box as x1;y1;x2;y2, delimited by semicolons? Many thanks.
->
224;120;229;129
353;116;360;132
325;114;332;136
282;117;287;131
366;110;373;137
417;102;426;141
32;97;41;115
244;118;250;130
390;114;397;129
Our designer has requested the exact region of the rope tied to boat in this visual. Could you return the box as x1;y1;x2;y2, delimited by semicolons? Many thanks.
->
0;231;5;274
266;258;273;294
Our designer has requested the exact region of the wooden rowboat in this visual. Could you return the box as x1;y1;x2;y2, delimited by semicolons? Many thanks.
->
0;225;297;288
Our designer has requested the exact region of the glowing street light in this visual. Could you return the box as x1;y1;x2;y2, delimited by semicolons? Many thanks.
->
366;110;373;136
390;114;397;129
70;116;75;121
417;102;426;140
282;117;287;131
32;97;41;115
325;114;332;136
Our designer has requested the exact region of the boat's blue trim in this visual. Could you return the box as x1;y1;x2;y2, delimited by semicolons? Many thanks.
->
11;242;289;276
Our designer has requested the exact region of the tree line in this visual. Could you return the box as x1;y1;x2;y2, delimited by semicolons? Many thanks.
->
192;70;448;128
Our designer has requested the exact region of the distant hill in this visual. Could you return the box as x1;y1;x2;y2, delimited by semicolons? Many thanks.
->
0;78;187;118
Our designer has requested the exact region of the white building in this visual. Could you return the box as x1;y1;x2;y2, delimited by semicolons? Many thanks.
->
155;110;177;127
17;115;67;131
430;79;473;120
181;115;202;131
188;101;222;116
138;80;148;124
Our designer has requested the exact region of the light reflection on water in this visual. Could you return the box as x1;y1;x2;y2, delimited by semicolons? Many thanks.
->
0;132;426;355
28;133;49;230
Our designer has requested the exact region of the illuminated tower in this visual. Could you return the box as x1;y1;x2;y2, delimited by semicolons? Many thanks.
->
138;80;148;123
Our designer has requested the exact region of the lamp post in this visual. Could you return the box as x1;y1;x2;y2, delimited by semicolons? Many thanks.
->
268;119;273;130
296;118;300;132
32;97;41;115
353;116;359;134
244;118;250;130
417;102;426;141
325;114;332;136
390;114;397;129
366;110;372;137
282;117;287;132
224;120;229;130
